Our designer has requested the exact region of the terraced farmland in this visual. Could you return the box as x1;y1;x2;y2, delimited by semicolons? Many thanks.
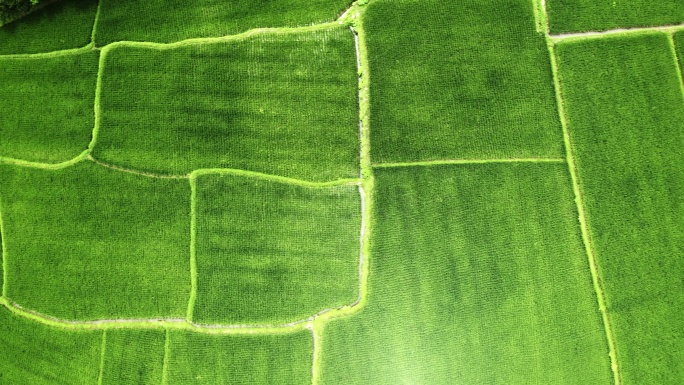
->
1;0;683;384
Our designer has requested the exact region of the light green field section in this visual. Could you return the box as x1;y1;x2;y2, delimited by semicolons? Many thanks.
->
94;0;352;45
546;0;684;34
0;307;101;384
193;173;361;324
365;0;563;164
94;27;359;181
101;329;165;385
554;33;684;384
0;161;191;320
0;50;99;164
166;329;312;385
0;0;97;54
320;164;612;384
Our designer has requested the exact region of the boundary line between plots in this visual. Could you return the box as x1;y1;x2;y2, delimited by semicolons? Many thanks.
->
373;158;565;168
190;169;360;188
161;329;170;385
88;46;105;152
546;37;622;385
0;44;93;59
549;23;684;43
97;330;107;385
0;197;7;297
186;176;198;323
87;156;187;179
308;323;320;384
666;33;684;100
0;151;88;170
90;0;102;46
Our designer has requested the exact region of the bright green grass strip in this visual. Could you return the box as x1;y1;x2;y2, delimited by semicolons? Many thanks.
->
0;0;98;54
93;0;352;45
554;33;684;384
193;173;361;325
0;306;102;384
364;0;563;164
546;0;684;34
101;329;165;385
166;329;313;385
0;50;99;164
93;27;359;182
0;161;191;321
320;164;612;384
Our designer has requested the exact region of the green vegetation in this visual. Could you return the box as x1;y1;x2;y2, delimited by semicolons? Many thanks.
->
0;50;99;163
101;329;165;385
675;30;684;68
94;0;352;45
192;173;361;324
0;0;97;54
365;0;563;164
554;33;684;384
93;27;359;181
547;0;684;34
0;307;101;384
0;161;191;320
166;329;312;385
320;164;612;384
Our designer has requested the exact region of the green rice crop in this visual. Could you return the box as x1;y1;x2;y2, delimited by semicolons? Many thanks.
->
94;0;353;45
320;164;611;384
554;33;684;384
365;0;563;164
166;330;312;385
0;50;99;163
101;329;165;385
94;27;359;181
546;0;684;34
0;307;101;384
0;161;191;320
675;30;684;66
192;173;361;324
0;0;97;54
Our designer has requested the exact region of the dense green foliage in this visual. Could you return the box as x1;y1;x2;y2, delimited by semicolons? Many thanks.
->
94;27;359;181
547;0;684;34
0;50;98;163
0;307;101;384
101;329;165;385
166;330;312;384
193;173;361;324
0;161;191;320
555;33;684;384
675;30;684;68
0;0;97;54
320;164;611;384
365;0;563;164
94;0;353;45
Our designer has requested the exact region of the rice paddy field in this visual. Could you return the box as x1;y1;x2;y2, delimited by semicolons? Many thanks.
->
0;0;683;384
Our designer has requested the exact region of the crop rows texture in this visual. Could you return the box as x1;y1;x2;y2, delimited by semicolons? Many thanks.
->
554;33;684;384
94;27;359;181
0;50;99;163
546;0;684;34
365;0;564;164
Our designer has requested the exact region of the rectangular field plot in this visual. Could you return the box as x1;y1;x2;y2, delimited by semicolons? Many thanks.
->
0;50;99;163
0;161;191;321
554;33;684;384
94;0;352;45
0;0;98;54
193;173;361;325
546;0;684;34
365;0;563;164
166;330;312;385
0;307;102;384
320;164;612;384
94;27;359;181
101;329;166;385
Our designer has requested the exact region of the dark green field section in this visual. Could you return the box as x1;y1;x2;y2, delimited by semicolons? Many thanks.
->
94;0;352;45
101;329;165;385
193;173;361;324
94;27;359;181
0;0;97;54
365;0;563;164
675;30;684;69
0;50;98;163
546;0;684;34
166;330;312;385
555;33;684;384
0;307;101;384
0;161;191;320
320;164;612;384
